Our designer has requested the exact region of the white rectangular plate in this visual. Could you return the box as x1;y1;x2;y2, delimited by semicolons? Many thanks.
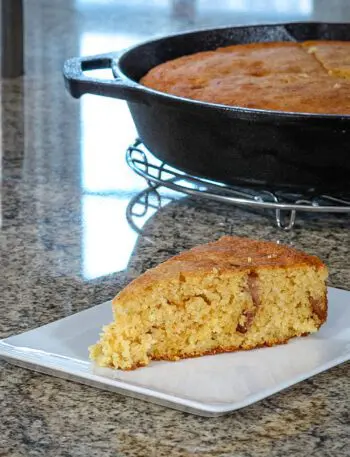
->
1;287;350;417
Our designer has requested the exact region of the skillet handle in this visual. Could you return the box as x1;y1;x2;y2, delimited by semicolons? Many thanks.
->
63;52;146;102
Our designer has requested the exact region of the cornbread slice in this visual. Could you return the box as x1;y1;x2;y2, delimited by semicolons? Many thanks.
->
303;40;350;79
90;236;328;370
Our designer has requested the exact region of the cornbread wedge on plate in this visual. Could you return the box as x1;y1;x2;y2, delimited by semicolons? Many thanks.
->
90;236;328;370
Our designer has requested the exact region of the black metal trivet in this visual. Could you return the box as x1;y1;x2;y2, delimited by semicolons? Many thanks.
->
126;139;350;231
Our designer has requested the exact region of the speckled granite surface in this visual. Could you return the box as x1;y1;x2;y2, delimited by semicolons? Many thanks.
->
1;1;350;456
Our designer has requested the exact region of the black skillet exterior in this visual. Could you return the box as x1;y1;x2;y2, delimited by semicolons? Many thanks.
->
64;22;350;192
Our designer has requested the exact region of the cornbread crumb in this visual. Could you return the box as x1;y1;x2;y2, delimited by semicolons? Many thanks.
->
90;236;328;370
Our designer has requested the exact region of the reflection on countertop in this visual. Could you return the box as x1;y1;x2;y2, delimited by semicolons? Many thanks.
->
1;1;350;456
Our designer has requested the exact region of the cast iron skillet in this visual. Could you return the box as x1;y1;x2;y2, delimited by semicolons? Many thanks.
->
63;22;350;193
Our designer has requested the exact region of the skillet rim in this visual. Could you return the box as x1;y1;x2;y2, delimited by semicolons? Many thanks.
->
113;21;350;122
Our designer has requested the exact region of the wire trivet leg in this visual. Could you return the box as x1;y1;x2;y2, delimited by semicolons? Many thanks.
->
276;209;296;231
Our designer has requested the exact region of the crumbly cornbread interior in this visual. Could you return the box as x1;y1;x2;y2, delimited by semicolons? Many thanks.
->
90;237;328;370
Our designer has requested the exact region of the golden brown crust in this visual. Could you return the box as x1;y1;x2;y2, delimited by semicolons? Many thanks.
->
303;40;350;76
115;236;326;303
141;40;350;114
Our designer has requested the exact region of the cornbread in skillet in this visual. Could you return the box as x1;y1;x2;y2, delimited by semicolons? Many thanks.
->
303;40;350;78
90;236;328;370
141;40;350;114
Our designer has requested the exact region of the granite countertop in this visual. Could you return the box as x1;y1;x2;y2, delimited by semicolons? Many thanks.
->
1;1;350;456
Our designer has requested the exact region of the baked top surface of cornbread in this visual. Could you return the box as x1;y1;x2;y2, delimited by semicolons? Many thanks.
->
90;236;328;370
118;236;324;295
140;40;350;114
